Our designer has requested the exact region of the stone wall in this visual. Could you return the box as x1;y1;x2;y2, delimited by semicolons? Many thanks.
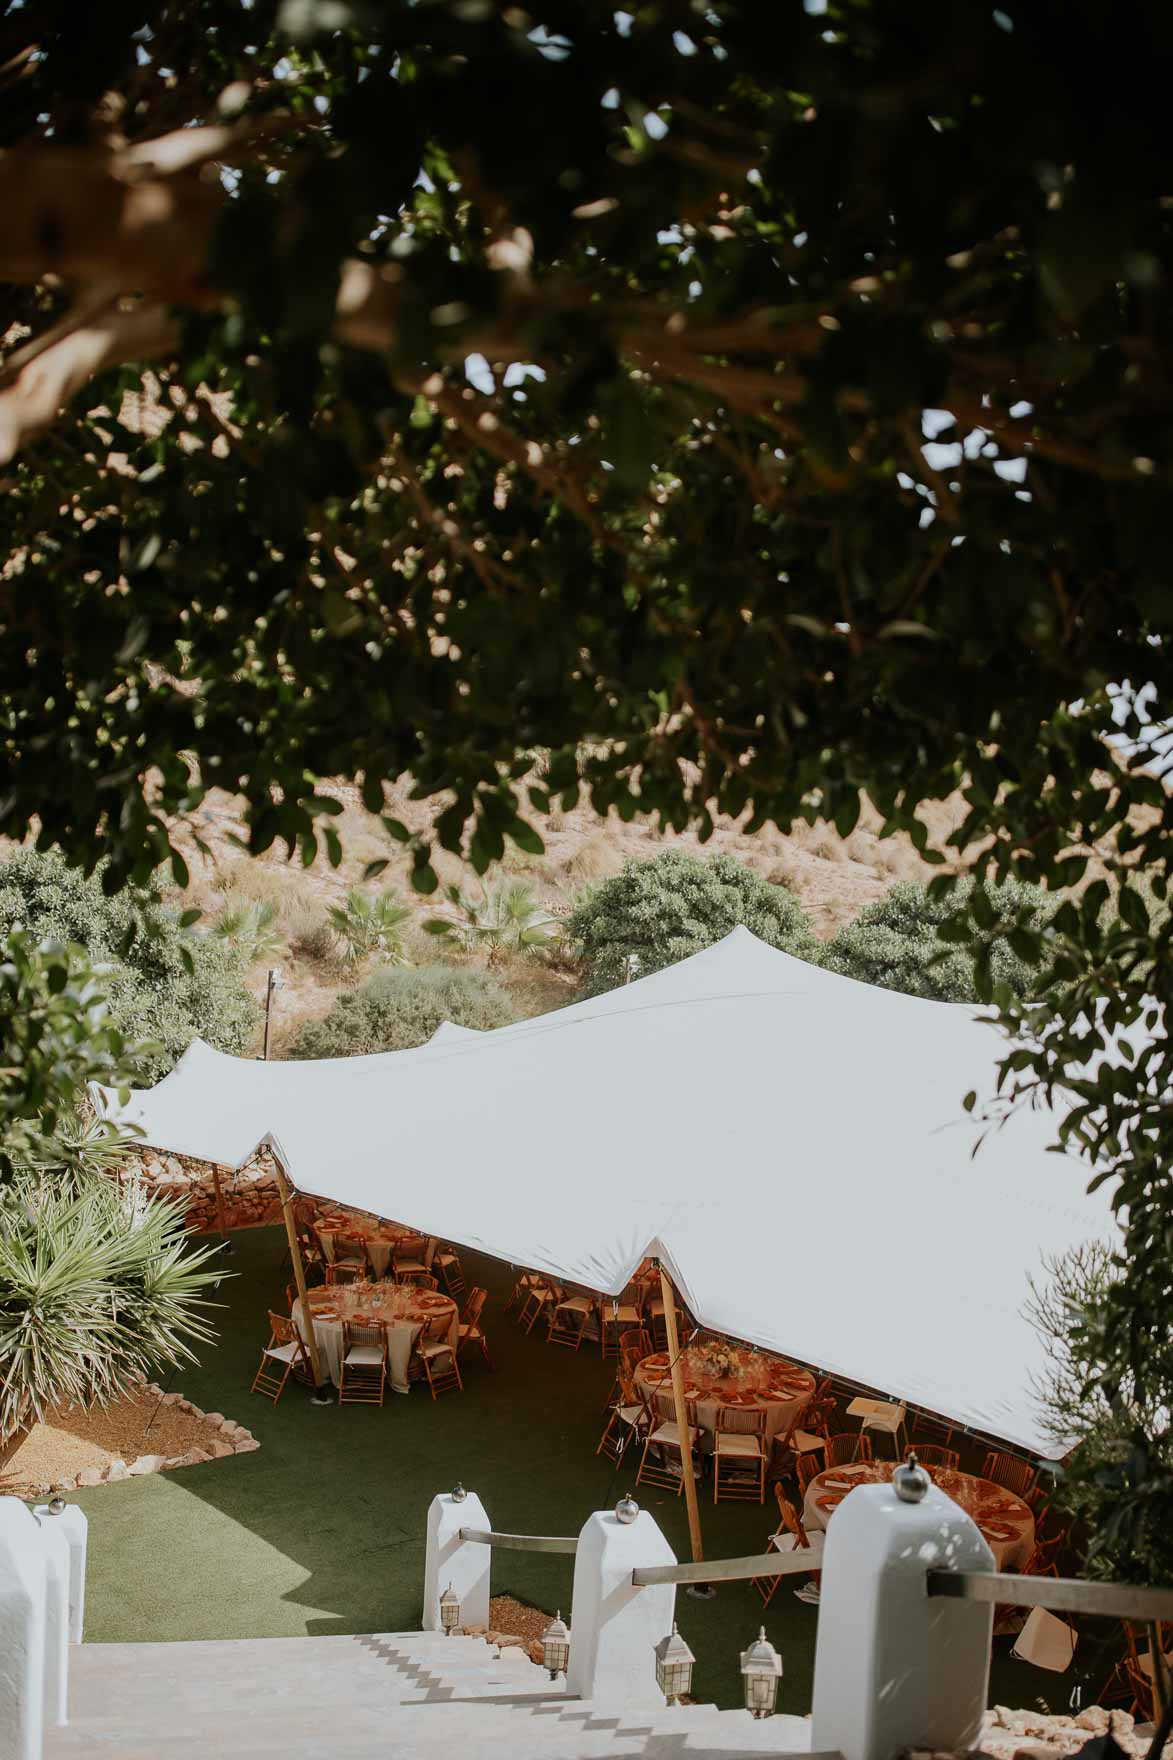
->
129;1145;284;1233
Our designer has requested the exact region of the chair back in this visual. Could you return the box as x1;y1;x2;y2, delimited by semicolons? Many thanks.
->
421;1310;454;1346
797;1452;822;1494
623;1328;652;1361
716;1403;767;1437
826;1432;871;1467
343;1318;386;1354
337;1234;366;1260
981;1451;1036;1500
462;1287;488;1328
653;1386;697;1430
914;1444;960;1472
269;1311;297;1346
773;1485;810;1546
405;1271;439;1291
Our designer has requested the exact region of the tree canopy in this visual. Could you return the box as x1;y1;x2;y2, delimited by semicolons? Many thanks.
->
823;878;1046;1004
2;0;1173;1541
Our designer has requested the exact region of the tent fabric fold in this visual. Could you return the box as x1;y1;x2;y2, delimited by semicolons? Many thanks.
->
94;927;1112;1456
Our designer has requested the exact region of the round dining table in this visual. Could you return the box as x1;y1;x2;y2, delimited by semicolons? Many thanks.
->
634;1347;815;1448
313;1216;427;1279
293;1281;458;1395
802;1460;1036;1570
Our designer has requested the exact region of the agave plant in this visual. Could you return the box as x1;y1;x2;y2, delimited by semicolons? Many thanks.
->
428;878;561;962
210;897;285;966
326;887;413;967
0;1168;224;1442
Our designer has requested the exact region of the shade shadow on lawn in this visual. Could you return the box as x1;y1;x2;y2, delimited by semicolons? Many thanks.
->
65;1224;1106;1713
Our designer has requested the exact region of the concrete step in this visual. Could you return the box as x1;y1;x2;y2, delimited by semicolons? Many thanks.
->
44;1633;818;1759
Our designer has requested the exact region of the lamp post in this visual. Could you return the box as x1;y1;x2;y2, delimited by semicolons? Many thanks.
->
740;1627;783;1718
263;966;284;1060
439;1583;461;1635
654;1623;695;1706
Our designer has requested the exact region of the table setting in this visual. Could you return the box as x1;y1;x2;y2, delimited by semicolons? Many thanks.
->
312;1213;428;1278
802;1460;1035;1569
634;1341;816;1445
293;1278;457;1394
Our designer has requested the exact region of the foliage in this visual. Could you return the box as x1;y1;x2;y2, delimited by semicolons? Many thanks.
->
210;897;285;967
426;878;560;961
1028;1244;1173;1585
0;850;255;1080
822;879;1048;1003
325;886;413;967
0;1164;223;1442
566;851;818;997
0;933;139;1177
288;963;516;1058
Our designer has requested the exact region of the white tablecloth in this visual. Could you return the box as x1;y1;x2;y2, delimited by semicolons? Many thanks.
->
293;1292;457;1395
802;1461;1035;1570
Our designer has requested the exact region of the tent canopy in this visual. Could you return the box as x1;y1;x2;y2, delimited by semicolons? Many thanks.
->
96;928;1113;1455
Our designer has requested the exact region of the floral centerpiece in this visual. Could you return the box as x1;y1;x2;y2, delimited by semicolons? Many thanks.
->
692;1337;739;1381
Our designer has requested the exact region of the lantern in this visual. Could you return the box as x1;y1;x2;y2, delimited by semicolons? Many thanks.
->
541;1610;570;1678
654;1623;695;1705
439;1583;461;1636
740;1627;782;1718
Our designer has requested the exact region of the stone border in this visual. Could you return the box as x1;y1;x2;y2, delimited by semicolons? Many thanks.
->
53;1385;260;1491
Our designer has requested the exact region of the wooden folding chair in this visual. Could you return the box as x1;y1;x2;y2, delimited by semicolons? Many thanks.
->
517;1281;555;1332
912;1444;960;1473
332;1233;367;1278
402;1269;439;1291
457;1287;492;1367
752;1485;822;1607
647;1294;685;1352
338;1318;388;1406
326;1261;364;1287
251;1311;310;1404
796;1451;823;1496
434;1246;466;1298
415;1310;463;1399
825;1431;873;1468
981;1450;1036;1501
596;1367;651;1464
547;1291;592;1350
714;1404;769;1504
636;1387;700;1496
392;1237;429;1282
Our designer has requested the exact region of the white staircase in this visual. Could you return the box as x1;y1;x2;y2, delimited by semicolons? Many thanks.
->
43;1631;818;1758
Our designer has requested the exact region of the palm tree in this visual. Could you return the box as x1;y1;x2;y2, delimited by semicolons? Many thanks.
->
429;878;561;962
326;887;413;967
210;897;285;966
0;1162;223;1443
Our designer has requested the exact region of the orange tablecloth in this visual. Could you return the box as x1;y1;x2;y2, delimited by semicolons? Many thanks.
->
293;1281;456;1394
802;1460;1035;1570
634;1347;815;1446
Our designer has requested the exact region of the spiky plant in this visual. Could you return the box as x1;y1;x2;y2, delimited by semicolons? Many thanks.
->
210;897;285;966
0;1168;224;1442
427;878;560;962
325;887;412;967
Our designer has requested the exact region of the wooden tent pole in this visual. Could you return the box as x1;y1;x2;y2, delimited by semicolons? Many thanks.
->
659;1264;704;1568
274;1160;326;1392
209;1163;231;1242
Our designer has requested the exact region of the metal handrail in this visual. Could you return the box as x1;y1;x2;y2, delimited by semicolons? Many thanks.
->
632;1546;819;1587
458;1526;578;1555
927;1569;1173;1622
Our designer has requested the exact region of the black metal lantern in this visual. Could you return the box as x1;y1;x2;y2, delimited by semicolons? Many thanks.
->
740;1626;783;1718
439;1583;461;1635
654;1623;695;1705
541;1610;570;1678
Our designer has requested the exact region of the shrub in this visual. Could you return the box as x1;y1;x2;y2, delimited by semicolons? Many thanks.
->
210;896;285;965
565;850;819;997
0;848;256;1079
427;877;560;960
288;964;517;1058
326;886;413;966
286;902;339;964
821;877;1046;1002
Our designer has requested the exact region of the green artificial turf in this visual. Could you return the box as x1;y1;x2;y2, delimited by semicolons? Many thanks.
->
63;1225;1111;1713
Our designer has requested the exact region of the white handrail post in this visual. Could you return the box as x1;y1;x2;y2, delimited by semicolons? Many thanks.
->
423;1490;491;1632
567;1505;676;1706
811;1475;994;1760
0;1498;51;1760
34;1503;87;1644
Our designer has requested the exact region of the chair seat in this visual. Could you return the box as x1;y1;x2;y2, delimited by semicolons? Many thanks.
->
558;1296;592;1315
419;1341;455;1359
344;1344;384;1366
791;1430;826;1454
769;1530;825;1558
395;1258;426;1274
615;1404;646;1427
264;1341;302;1364
716;1431;766;1458
861;1404;906;1434
649;1421;689;1448
435;1253;457;1266
609;1305;640;1323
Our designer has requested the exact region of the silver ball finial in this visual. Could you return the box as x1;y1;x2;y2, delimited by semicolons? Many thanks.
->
615;1494;639;1525
451;1483;467;1503
47;1495;66;1517
893;1452;931;1503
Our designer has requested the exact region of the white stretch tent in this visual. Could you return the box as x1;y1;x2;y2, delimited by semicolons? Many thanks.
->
95;928;1114;1455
